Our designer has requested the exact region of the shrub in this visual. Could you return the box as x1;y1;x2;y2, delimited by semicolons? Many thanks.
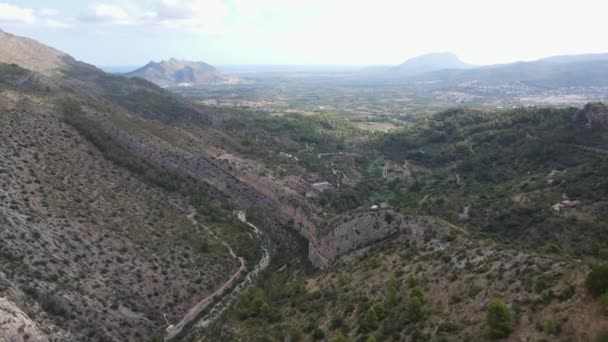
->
486;298;513;338
331;333;348;342
586;262;608;296
407;274;420;287
596;330;608;342
599;293;608;314
330;315;345;331
437;321;462;333
371;303;385;320
311;328;325;340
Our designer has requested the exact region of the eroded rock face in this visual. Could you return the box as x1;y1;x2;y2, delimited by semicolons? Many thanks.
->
309;211;451;268
576;102;608;128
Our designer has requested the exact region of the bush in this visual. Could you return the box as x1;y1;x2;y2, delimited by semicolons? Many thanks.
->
543;316;560;335
586;262;608;296
331;333;348;342
486;298;513;338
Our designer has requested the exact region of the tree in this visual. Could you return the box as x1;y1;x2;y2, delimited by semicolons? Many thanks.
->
360;307;380;333
586;262;608;296
407;296;423;322
486;298;513;338
386;274;399;307
410;286;424;304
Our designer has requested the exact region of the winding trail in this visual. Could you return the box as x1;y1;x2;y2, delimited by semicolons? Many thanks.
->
165;210;270;341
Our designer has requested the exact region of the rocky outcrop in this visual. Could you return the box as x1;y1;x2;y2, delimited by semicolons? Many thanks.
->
309;211;451;268
576;102;608;128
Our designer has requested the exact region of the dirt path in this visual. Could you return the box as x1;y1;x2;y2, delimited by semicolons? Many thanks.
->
164;210;270;341
188;211;270;330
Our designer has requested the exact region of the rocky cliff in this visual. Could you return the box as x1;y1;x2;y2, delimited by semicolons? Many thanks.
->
309;211;452;268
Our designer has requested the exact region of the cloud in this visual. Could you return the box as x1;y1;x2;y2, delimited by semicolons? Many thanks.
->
143;0;231;32
0;2;36;24
78;3;131;24
0;2;70;28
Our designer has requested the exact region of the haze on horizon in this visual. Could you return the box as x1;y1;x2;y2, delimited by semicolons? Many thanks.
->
1;0;607;67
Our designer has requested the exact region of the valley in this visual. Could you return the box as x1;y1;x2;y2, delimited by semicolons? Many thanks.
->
1;26;608;342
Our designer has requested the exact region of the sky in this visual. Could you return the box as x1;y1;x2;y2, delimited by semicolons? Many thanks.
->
1;0;607;67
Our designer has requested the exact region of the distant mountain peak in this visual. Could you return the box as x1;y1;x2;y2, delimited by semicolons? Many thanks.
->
398;52;470;74
126;58;234;87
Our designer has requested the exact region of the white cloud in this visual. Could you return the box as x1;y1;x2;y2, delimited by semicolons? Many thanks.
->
145;0;231;32
75;1;236;33
0;2;70;28
79;3;131;24
0;2;36;24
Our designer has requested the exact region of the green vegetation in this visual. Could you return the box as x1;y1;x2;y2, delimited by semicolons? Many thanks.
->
586;262;608;296
486;298;513;338
321;106;608;257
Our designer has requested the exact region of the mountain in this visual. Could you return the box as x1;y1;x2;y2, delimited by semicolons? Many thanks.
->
397;52;471;74
395;52;608;89
125;58;235;87
361;52;471;77
0;29;97;76
539;52;608;64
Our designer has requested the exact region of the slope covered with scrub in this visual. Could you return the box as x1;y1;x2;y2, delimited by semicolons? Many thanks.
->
0;53;259;341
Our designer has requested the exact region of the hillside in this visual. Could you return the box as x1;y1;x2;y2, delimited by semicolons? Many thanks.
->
0;65;245;340
0;31;270;341
0;29;97;76
125;58;235;87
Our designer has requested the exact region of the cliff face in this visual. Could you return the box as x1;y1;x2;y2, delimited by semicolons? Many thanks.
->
309;211;451;268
